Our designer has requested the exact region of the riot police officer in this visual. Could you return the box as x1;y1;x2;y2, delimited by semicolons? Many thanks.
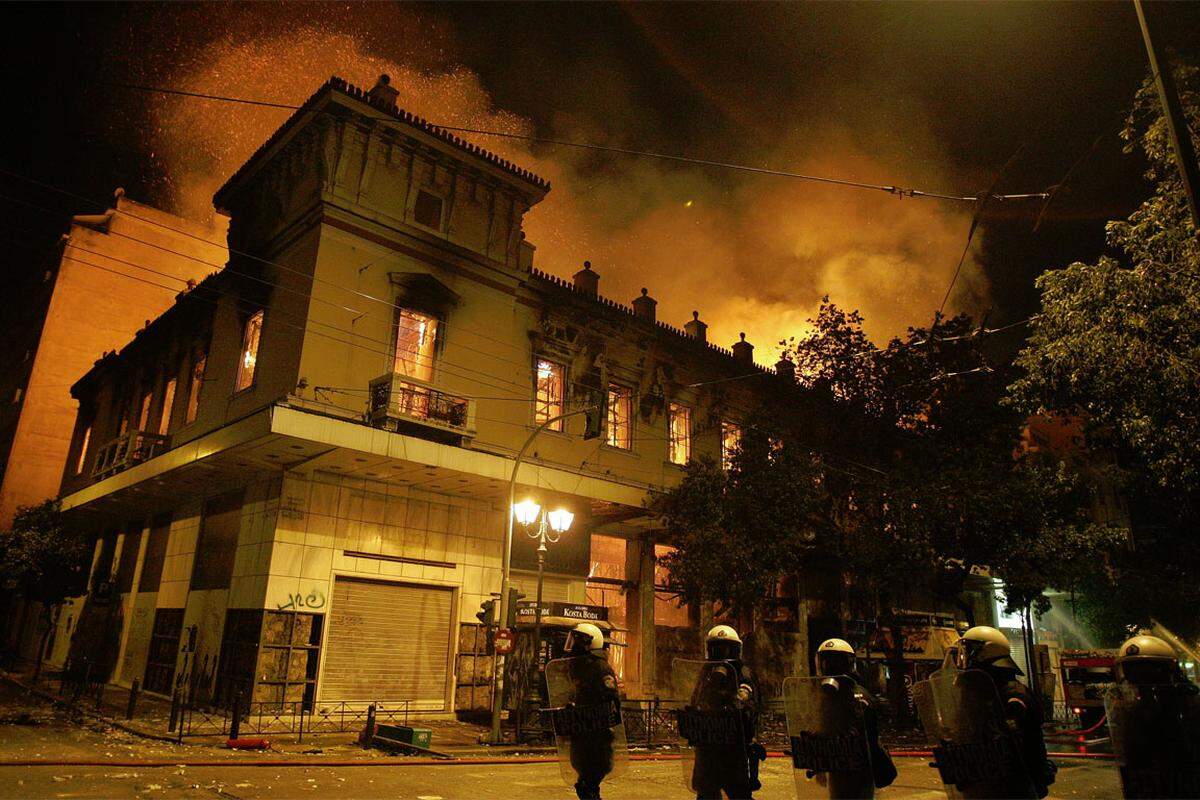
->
690;625;764;800
957;625;1056;798
559;622;620;800
1107;633;1200;798
815;638;896;790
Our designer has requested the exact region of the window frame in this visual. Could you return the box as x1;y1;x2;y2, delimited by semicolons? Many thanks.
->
533;357;566;432
412;189;446;232
75;423;92;475
667;402;692;466
233;309;265;394
392;305;441;383
721;421;742;471
158;376;177;436
605;383;634;451
185;350;207;425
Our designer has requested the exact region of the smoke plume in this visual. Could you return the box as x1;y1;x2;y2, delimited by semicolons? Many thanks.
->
138;15;987;360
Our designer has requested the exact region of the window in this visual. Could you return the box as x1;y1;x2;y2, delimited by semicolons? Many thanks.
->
158;378;176;435
75;425;91;475
394;308;438;381
668;402;691;465
137;391;153;432
534;359;565;431
721;421;742;470
234;310;264;392
606;384;632;450
186;352;206;424
413;190;444;230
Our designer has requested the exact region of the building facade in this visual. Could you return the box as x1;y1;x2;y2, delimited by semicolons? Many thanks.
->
56;76;786;713
0;193;227;530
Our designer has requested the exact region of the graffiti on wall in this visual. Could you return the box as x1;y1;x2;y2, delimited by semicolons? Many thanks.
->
276;588;326;612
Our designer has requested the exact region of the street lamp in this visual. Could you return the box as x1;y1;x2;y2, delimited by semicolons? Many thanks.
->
514;499;574;691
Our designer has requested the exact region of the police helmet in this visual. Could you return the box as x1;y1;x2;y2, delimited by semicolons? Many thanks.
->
1116;634;1178;685
816;637;856;677
706;624;743;661
565;622;605;655
957;625;1023;674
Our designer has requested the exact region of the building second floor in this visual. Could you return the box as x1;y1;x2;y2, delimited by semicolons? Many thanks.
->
60;75;797;502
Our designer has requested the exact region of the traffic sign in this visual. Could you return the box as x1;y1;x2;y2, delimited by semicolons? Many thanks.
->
493;628;516;655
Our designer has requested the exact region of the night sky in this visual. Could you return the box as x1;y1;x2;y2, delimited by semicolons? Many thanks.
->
3;2;1198;357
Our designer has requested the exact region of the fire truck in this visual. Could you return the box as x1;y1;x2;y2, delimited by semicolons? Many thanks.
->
1058;648;1117;729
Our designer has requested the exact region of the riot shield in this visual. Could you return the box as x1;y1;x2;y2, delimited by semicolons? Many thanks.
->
913;667;1036;800
783;676;875;799
1105;681;1200;798
544;656;628;791
673;658;752;795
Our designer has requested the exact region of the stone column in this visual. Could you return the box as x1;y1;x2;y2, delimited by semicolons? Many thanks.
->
624;534;657;697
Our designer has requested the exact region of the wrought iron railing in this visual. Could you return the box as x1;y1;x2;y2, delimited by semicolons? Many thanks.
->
368;374;473;433
179;699;414;738
92;430;169;479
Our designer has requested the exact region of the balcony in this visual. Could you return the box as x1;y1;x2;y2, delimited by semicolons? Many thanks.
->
92;430;170;480
368;374;475;446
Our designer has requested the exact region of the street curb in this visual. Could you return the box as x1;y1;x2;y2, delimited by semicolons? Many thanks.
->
0;751;1115;768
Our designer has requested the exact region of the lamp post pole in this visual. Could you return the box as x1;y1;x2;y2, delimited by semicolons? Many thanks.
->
489;406;592;745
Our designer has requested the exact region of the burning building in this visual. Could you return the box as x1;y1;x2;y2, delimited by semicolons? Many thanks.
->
53;76;790;713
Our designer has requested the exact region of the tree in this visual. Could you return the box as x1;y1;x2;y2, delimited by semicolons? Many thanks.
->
0;501;91;678
1010;63;1200;640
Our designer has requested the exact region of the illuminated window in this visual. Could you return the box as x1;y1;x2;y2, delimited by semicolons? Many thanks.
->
606;384;633;450
186;353;206;424
534;359;565;431
76;426;91;475
394;308;438;381
668;402;691;465
413;190;444;230
234;310;264;392
137;391;153;432
158;378;176;435
721;421;742;470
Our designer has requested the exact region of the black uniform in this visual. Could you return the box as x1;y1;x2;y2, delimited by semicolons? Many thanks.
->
826;674;897;790
691;661;761;800
1119;680;1200;798
984;667;1056;799
566;654;620;800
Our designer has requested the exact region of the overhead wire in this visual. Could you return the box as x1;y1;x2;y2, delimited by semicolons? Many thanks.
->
104;82;1054;204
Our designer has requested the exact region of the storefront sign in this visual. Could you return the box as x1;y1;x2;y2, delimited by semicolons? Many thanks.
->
515;601;608;622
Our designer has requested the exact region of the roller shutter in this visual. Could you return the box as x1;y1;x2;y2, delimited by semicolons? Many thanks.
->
321;578;453;709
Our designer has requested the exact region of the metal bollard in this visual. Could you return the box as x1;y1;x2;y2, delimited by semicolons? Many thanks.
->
229;690;243;741
126;679;140;720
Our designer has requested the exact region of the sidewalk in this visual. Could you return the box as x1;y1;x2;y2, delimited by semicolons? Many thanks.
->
0;666;556;759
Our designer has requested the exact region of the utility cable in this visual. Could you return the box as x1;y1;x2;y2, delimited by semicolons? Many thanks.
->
104;81;1053;204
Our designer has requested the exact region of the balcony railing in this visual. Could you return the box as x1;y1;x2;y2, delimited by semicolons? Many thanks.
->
368;374;475;444
92;430;169;480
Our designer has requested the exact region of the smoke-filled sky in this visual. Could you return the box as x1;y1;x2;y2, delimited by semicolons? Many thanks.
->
4;2;1199;360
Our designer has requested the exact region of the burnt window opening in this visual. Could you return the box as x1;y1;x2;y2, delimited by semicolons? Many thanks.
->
413;190;444;230
535;359;565;431
186;351;207;424
234;309;264;393
158;377;177;435
606;384;633;450
668;402;692;465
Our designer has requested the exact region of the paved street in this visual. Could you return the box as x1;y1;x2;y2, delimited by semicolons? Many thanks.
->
0;681;1123;800
0;756;1121;799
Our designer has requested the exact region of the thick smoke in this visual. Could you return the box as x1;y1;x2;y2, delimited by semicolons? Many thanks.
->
144;25;987;360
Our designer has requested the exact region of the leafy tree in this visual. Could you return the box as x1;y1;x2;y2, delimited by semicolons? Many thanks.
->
0;501;91;677
1010;63;1200;639
655;298;1124;713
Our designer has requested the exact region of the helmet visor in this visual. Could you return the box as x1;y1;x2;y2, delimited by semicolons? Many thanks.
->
818;651;855;677
707;638;742;662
